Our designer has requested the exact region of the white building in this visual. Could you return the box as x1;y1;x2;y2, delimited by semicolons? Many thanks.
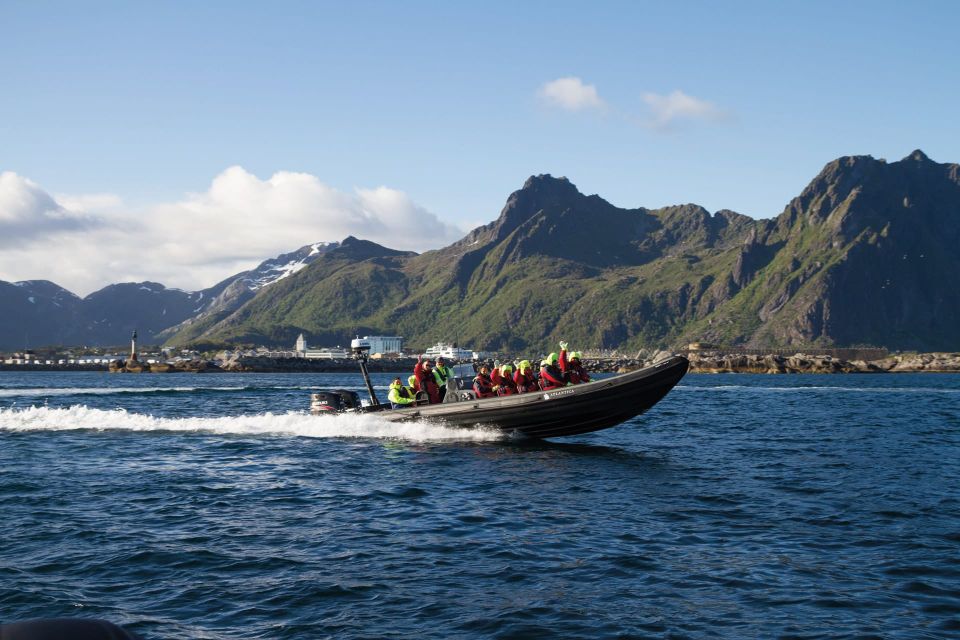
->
295;333;308;353
304;347;351;360
360;336;403;355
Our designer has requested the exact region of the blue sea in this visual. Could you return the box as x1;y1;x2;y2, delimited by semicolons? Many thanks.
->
1;370;959;638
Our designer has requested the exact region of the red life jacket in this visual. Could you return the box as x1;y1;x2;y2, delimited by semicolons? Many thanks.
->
490;368;517;395
539;363;566;390
559;349;591;385
513;369;538;393
473;373;495;398
568;363;591;384
414;361;442;404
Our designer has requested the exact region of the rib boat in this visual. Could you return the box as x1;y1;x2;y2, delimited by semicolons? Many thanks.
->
311;340;688;439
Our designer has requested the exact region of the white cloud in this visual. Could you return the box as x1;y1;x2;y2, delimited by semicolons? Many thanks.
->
0;172;102;244
0;168;464;295
538;76;605;111
641;90;726;131
54;192;124;213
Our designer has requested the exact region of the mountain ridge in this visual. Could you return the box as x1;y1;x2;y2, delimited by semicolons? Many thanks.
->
2;149;958;351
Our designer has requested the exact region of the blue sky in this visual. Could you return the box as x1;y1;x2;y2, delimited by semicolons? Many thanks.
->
1;1;958;292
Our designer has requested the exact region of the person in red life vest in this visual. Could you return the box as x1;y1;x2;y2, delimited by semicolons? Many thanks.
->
473;364;496;398
539;351;567;390
492;363;518;396
513;360;539;393
414;356;442;404
559;343;592;384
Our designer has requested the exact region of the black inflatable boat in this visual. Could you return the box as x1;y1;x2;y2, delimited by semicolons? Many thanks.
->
311;341;688;439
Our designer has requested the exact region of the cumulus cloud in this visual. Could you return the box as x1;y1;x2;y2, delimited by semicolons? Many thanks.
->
0;168;464;295
641;90;727;131
0;172;102;244
538;76;605;111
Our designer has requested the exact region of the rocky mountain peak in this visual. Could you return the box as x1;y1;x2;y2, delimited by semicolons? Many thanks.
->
333;236;415;260
520;173;579;193
492;174;591;240
903;149;931;163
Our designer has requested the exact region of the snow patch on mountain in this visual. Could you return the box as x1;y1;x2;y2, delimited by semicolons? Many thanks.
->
244;241;338;290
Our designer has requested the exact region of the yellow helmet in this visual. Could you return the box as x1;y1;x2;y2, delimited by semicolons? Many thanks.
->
571;351;582;361
519;359;531;372
501;364;513;375
408;375;417;387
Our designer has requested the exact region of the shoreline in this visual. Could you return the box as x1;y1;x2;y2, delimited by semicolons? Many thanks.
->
2;352;958;374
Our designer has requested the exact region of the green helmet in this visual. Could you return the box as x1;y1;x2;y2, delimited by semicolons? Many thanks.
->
501;364;513;375
546;352;559;366
518;359;531;372
408;375;417;387
571;351;582;361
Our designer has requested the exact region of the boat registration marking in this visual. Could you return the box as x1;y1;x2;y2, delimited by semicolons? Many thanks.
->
543;389;575;400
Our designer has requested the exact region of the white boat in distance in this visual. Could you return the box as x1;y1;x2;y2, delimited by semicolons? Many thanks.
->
422;343;478;361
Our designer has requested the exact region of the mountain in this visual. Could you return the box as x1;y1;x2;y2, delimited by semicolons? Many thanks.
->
164;150;960;352
0;242;337;350
678;150;960;349
4;150;958;352
0;280;81;349
154;241;338;344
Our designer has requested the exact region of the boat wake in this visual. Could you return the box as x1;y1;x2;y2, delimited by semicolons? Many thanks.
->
0;405;506;442
0;385;371;398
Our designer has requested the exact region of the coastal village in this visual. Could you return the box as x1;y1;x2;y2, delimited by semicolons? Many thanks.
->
2;331;959;374
0;332;489;372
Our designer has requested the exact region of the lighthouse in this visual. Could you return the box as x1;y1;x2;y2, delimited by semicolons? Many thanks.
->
130;330;138;363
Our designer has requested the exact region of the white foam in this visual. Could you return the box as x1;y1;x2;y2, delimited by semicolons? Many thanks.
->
0;384;382;398
0;405;506;442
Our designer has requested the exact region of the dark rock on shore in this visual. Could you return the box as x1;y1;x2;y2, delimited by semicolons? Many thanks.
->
109;359;222;373
683;351;960;373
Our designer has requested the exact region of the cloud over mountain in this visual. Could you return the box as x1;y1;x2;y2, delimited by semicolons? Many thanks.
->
0;167;463;295
0;172;102;245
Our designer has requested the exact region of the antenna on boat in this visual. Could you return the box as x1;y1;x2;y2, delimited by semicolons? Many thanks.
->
351;337;380;407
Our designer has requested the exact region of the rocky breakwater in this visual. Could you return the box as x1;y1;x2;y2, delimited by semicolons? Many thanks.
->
879;352;960;372
685;351;960;374
109;359;221;373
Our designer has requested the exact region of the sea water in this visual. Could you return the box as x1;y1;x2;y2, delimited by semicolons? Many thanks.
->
1;371;958;638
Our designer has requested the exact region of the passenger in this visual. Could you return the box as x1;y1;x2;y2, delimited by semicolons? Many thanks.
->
414;356;442;404
432;356;455;401
560;343;592;384
492;364;518;396
513;359;539;393
473;365;496;398
388;376;416;409
408;374;428;404
539;351;567;390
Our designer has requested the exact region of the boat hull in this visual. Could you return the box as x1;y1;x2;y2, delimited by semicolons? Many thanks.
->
375;356;688;439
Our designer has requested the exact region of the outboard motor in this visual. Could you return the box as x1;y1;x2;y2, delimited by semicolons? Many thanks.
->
311;391;348;413
310;389;364;414
309;338;382;415
332;389;361;410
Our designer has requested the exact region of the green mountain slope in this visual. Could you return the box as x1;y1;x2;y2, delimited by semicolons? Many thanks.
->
166;150;960;352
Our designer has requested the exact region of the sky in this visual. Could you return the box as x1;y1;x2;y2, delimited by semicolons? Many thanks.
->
1;0;958;295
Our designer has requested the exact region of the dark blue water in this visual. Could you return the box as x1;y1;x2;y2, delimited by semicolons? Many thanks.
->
2;371;959;638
